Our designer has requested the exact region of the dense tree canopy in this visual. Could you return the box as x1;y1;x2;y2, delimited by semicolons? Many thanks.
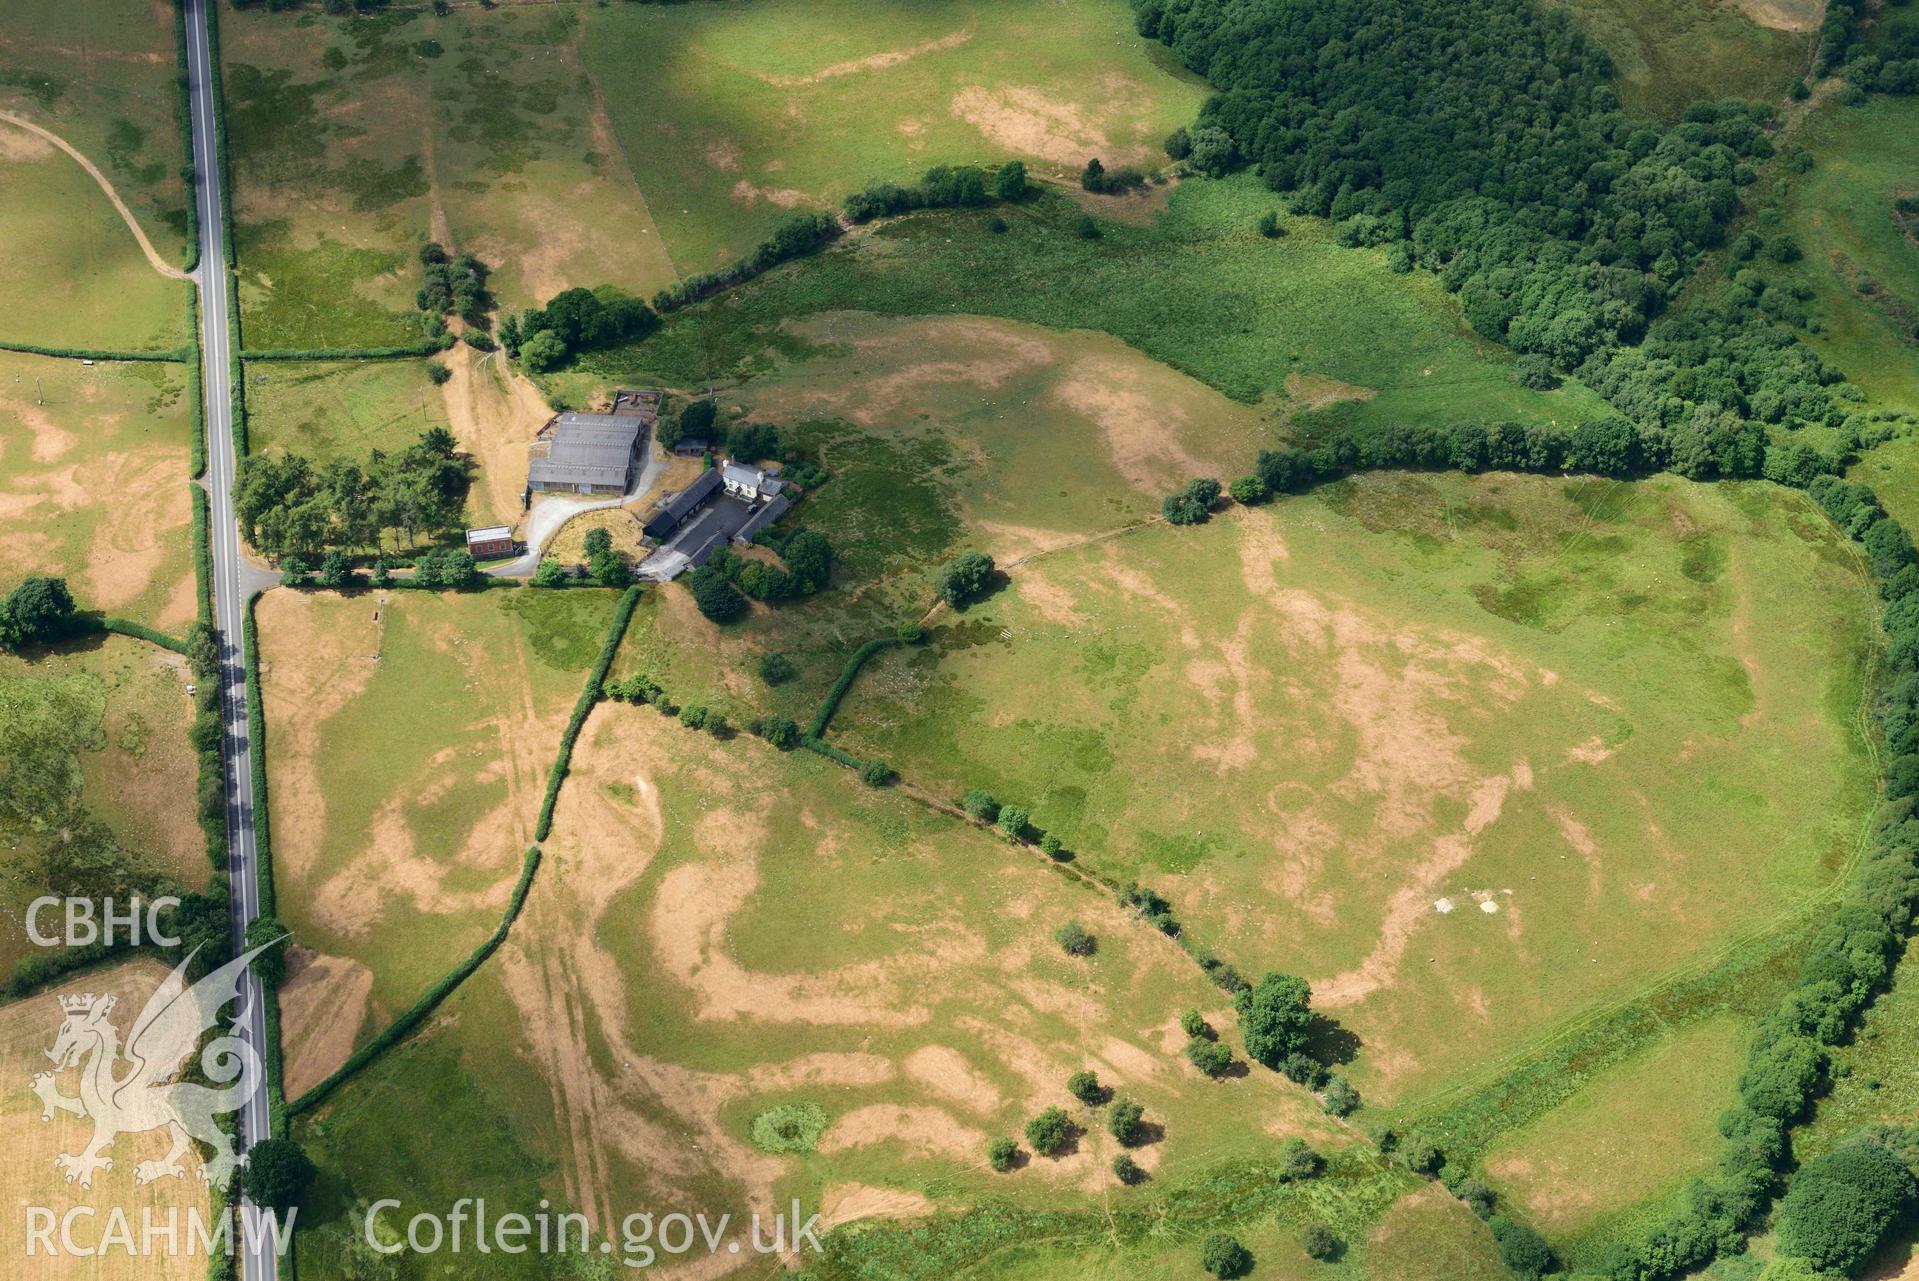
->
1134;0;1849;436
1776;1140;1915;1274
235;429;467;558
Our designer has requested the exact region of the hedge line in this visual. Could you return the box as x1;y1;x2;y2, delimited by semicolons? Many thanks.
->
169;0;199;276
1597;472;1918;1281
240;590;291;1139
228;279;246;456
0;340;185;362
802;736;866;770
241;591;276;919
651;212;842;315
97;616;189;653
203;0;234;272
535;586;643;841
191;485;213;626
184;285;205;478
287;844;544;1117
241;339;454;362
807;637;898;739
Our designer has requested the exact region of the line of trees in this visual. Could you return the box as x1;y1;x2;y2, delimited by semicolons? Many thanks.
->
234;428;468;559
500;286;657;374
843;161;1029;223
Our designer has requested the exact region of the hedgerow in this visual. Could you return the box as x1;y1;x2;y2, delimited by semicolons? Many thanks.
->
535;586;643;841
96;617;189;653
287;845;543;1116
651;212;841;315
169;0;198;274
184;286;205;477
807;636;899;738
242;339;454;361
0;341;186;362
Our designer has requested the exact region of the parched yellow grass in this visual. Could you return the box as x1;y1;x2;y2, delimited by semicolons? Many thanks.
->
0;959;214;1281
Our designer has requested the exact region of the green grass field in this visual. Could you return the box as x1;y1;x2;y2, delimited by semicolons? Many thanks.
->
258;587;616;1043
0;0;189;248
1771;94;1919;413
0;637;204;985
243;357;451;460
223;4;678;348
1543;0;1813;118
578;0;1206;271
0;350;195;630
825;472;1876;1106
292;695;1405;1280
1482;1016;1749;1245
0;0;189;351
567;177;1611;428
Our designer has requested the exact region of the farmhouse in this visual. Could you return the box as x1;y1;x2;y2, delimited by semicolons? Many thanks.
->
638;460;791;580
465;525;515;559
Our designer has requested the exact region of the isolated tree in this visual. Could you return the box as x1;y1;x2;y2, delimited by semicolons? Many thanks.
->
1079;157;1107;191
1200;1233;1252;1279
531;559;567;587
1112;1153;1141;1184
993;159;1029;202
1025;1107;1072;1156
937;550;995;608
1257;209;1281;238
243;1138;315;1214
679;398;717;442
678;704;707;730
1075;213;1102;240
1236;971;1314;1069
997;806;1030;840
961;789;1000;822
1277;1138;1324;1181
1321;1075;1360;1116
1490;1216;1554;1280
1186;1037;1234;1078
1067;1071;1102;1105
1108;1099;1145;1145
1039;832;1064;859
1055;921;1095;957
1299;1222;1342;1262
987;1137;1019;1172
757;651;796;685
860;759;896;787
1180;1009;1209;1039
781;530;833;595
687;567;748;624
0;576;78;650
756;717;801;750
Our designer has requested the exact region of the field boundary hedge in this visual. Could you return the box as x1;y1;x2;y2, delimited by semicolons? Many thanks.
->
0;341;186;362
536;585;643;841
807;636;898;739
286;844;543;1117
240;591;289;1133
169;0;199;275
94;616;190;653
241;339;453;362
184;286;205;477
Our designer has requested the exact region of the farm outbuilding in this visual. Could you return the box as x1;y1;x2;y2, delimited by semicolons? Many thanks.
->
527;412;645;495
465;525;515;559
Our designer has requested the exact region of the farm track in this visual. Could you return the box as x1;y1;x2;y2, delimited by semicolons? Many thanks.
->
0;109;191;281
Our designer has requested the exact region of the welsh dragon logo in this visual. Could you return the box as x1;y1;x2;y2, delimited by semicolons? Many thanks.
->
30;941;279;1190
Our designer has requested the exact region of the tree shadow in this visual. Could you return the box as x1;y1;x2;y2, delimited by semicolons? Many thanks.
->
1305;1013;1361;1066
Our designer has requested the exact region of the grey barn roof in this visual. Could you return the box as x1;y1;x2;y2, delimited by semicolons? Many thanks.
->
732;493;791;545
528;413;642;490
643;469;723;540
